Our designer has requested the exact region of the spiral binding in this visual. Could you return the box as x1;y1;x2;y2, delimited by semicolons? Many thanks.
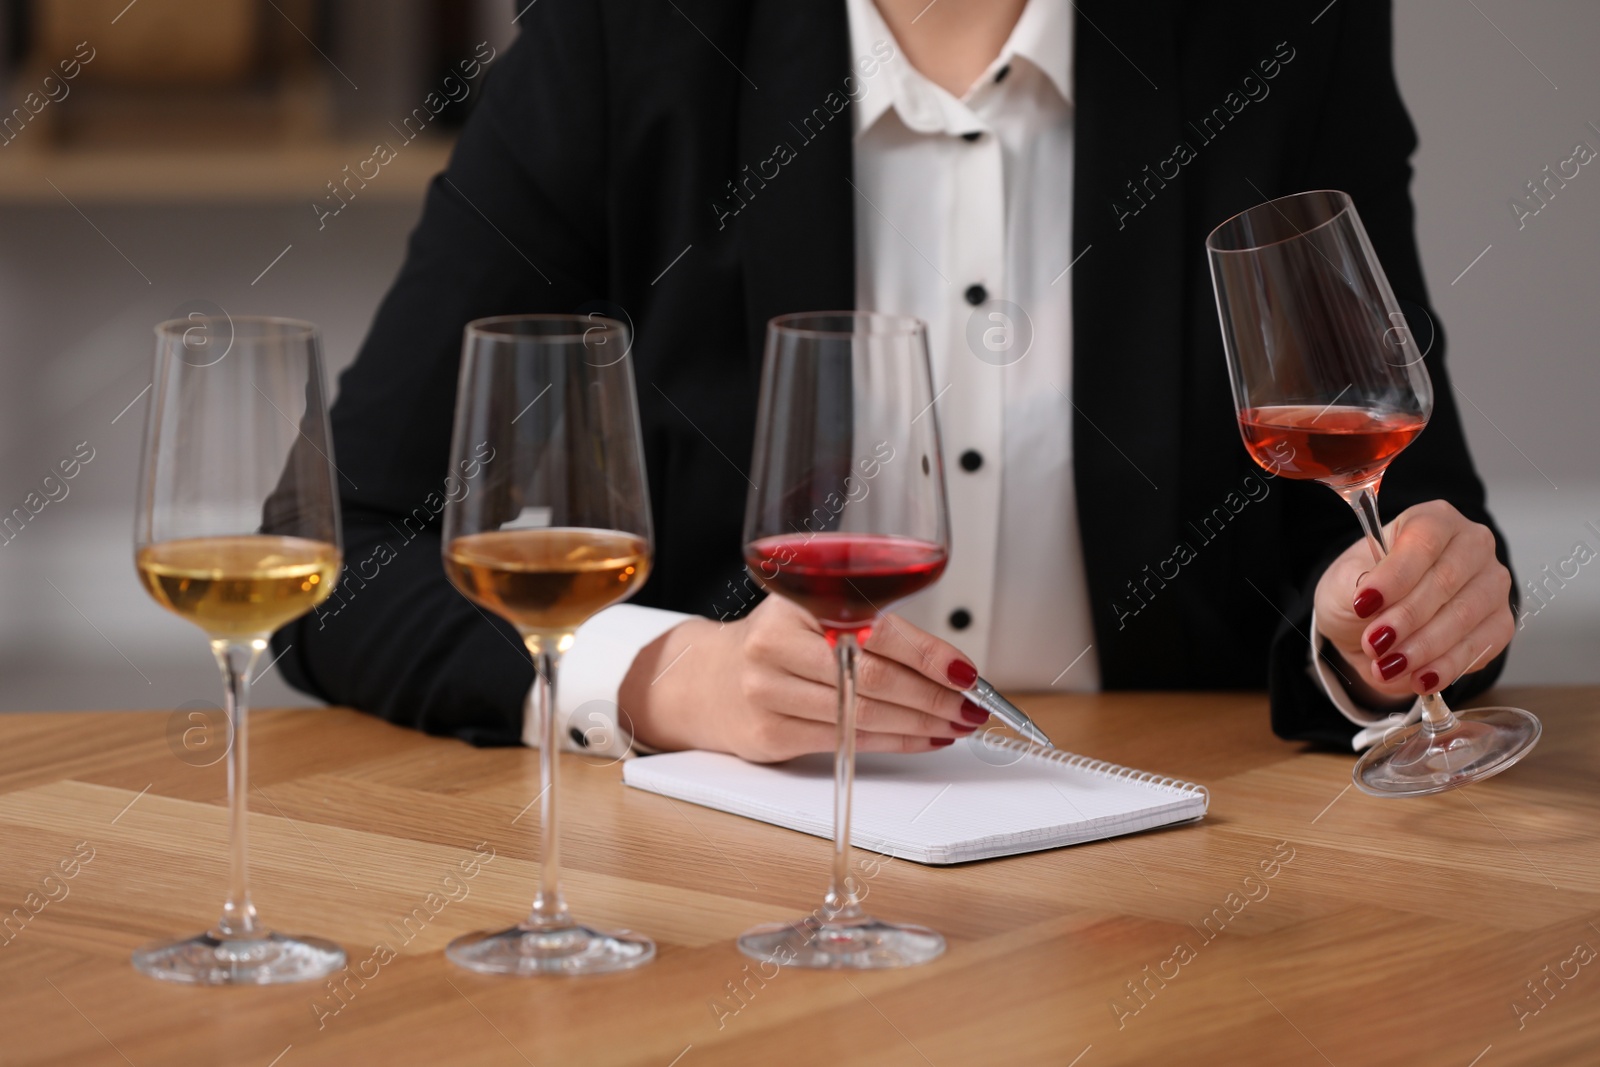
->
983;736;1210;809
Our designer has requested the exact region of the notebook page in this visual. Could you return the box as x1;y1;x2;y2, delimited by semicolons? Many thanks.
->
623;738;1205;864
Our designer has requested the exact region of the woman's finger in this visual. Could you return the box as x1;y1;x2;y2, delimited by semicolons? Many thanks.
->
1361;518;1498;658
736;709;961;763
854;645;978;725
1367;566;1510;687
853;730;960;754
742;669;980;736
863;612;980;690
1405;605;1515;695
1351;502;1465;620
747;612;977;725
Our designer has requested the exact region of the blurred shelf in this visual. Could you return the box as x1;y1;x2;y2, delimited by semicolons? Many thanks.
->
0;140;454;203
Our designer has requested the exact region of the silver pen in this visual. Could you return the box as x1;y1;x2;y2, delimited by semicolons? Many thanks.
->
962;677;1053;748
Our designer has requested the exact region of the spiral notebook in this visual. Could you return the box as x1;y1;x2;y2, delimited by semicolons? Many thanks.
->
622;738;1208;866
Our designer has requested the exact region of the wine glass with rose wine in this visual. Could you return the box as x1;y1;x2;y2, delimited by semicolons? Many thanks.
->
133;316;346;982
738;312;951;968
1207;189;1540;797
440;314;656;974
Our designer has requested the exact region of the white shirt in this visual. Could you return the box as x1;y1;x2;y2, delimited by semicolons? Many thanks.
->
535;0;1388;757
843;0;1097;691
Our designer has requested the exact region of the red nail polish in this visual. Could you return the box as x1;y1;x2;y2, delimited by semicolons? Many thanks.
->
1418;670;1440;692
952;722;979;735
946;660;978;689
1369;625;1396;656
1353;588;1383;619
931;737;955;747
959;698;989;725
1378;653;1408;681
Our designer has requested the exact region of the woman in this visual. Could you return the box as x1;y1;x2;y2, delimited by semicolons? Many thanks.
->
276;0;1513;762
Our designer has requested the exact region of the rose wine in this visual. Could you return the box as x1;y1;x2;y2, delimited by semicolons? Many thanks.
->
137;535;341;639
445;527;650;635
1238;404;1425;487
745;532;947;641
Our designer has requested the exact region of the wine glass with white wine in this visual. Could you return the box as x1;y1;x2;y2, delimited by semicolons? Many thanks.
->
132;315;346;983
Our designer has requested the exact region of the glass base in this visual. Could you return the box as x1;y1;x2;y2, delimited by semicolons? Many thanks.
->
738;914;945;970
132;930;346;985
1353;706;1542;798
446;923;655;976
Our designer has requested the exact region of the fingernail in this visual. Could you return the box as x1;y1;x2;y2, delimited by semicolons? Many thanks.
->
1378;653;1408;681
1418;670;1440;692
1353;588;1384;619
952;722;979;735
959;698;989;725
946;660;978;689
1369;625;1396;656
931;737;955;747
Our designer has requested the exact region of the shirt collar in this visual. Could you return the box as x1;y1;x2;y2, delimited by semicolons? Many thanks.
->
845;0;1073;139
1003;0;1073;106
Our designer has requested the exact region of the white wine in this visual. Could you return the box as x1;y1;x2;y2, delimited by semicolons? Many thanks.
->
444;528;650;635
137;535;340;639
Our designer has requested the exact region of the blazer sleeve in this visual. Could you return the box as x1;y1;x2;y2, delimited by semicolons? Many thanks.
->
1266;0;1514;747
270;2;614;745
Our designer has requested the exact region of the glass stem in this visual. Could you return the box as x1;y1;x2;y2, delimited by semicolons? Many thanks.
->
1341;483;1457;732
824;633;863;924
525;638;570;930
212;639;264;939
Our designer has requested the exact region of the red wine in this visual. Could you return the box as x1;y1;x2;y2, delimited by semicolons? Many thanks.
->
745;533;947;642
1239;404;1425;487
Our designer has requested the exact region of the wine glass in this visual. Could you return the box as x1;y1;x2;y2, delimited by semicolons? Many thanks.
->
441;314;655;975
133;315;346;983
1207;189;1540;797
738;311;951;968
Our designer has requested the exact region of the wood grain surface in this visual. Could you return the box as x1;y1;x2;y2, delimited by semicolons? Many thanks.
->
0;687;1595;1066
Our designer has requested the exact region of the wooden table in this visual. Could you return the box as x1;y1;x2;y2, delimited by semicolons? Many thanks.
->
1;688;1595;1066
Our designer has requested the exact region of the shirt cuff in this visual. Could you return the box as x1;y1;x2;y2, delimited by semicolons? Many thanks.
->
1307;605;1421;752
521;603;691;759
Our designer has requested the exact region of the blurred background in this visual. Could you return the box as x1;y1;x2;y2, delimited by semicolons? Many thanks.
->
0;0;1594;713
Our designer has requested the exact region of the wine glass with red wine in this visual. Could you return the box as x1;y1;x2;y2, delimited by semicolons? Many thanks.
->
738;311;950;968
1208;189;1540;797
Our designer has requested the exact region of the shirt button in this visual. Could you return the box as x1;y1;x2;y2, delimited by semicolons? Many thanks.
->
948;608;972;631
994;64;1012;84
959;449;983;472
961;130;982;142
569;726;590;748
964;284;988;306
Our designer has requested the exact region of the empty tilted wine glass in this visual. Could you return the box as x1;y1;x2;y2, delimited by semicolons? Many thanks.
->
1207;189;1540;797
739;312;951;968
133;315;345;983
441;314;655;974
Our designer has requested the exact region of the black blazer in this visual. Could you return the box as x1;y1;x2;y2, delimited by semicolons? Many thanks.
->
275;0;1511;749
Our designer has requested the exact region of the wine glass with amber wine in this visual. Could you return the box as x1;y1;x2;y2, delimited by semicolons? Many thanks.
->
133;316;345;983
1208;189;1540;797
738;312;951;967
441;314;655;974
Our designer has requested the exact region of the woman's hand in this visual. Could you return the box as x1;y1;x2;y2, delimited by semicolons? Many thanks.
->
1314;500;1514;706
620;595;987;762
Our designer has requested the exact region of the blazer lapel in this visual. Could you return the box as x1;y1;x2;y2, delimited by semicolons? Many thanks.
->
1071;1;1190;684
733;0;857;362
